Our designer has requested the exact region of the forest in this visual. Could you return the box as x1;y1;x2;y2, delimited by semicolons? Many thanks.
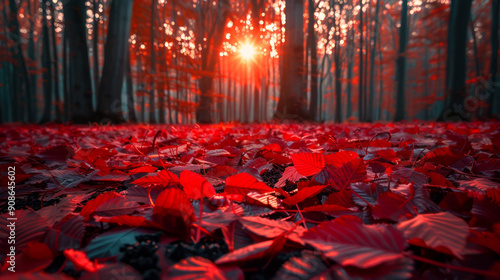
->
0;0;497;124
1;0;500;280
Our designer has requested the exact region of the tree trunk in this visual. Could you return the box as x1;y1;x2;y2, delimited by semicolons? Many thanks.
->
438;0;472;121
96;0;134;123
394;0;408;122
8;0;31;122
125;47;137;122
196;0;230;124
49;1;61;121
27;0;37;123
93;0;100;95
149;0;157;124
367;0;381;122
64;0;94;123
358;1;364;122
276;0;306;121
488;0;499;117
307;0;319;121
40;0;53;123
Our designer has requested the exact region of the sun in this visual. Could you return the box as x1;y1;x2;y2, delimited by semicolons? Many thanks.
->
239;42;257;62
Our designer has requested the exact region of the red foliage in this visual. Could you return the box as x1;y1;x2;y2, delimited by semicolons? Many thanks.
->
1;122;500;279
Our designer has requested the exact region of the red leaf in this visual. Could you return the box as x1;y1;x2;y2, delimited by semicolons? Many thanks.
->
63;249;104;272
420;147;465;167
153;188;195;235
397;212;469;258
180;170;216;199
372;191;417;221
93;196;141;217
239;216;306;245
167;257;228;280
11;242;53;273
38;144;75;161
282;185;327;205
302;215;406;268
275;166;306;188
215;236;287;266
131;169;180;188
1;210;49;255
316;158;367;190
100;215;167;231
79;192;121;221
224;173;273;195
291;153;325;176
324;190;356;208
324;150;359;167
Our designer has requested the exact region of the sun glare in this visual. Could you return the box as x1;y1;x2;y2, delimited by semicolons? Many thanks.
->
239;42;257;61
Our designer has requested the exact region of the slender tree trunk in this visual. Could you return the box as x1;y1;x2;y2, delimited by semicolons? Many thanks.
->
488;0;499;117
63;25;70;122
346;26;354;120
8;0;32;122
126;47;137;122
307;0;319;121
196;0;230;124
149;0;157;124
64;0;94;123
438;0;472;121
378;33;384;120
367;0;381;122
358;1;364;121
394;0;408;122
40;0;53;123
276;0;306;120
27;0;37;123
93;0;100;94
49;2;61;121
96;0;134;123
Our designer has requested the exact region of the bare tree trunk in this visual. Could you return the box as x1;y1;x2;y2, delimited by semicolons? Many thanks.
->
367;0;381;122
8;0;31;122
64;0;94;123
196;0;230;123
93;0;100;95
307;0;319;121
394;0;408;122
96;0;134;123
49;1;61;121
488;0;499;117
437;0;472;121
40;0;53;123
276;0;307;120
149;0;157;124
27;0;37;123
126;47;137;122
358;1;364;121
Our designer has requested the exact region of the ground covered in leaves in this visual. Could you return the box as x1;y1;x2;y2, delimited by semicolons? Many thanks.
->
1;122;500;279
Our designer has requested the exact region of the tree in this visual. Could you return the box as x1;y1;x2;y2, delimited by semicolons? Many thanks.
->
40;0;53;123
7;0;32;122
96;0;134;123
64;0;94;123
438;0;473;121
394;0;408;122
367;0;381;122
488;0;499;117
194;0;231;124
358;0;364;122
307;0;319;121
276;0;307;120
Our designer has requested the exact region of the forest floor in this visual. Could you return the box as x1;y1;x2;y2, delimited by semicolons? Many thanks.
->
0;122;500;279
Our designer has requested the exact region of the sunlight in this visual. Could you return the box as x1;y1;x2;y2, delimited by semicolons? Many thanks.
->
239;42;257;62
